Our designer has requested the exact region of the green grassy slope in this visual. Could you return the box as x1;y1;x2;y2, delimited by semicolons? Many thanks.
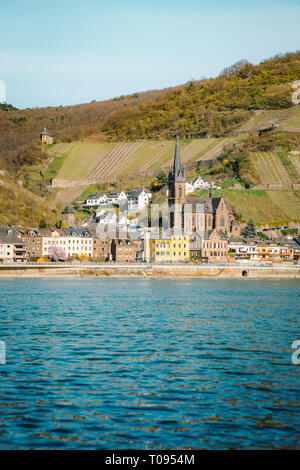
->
0;171;60;226
50;138;233;180
193;189;300;225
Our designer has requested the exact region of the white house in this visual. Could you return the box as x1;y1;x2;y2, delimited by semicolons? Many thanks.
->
190;177;221;191
40;228;93;259
0;227;26;262
185;182;195;195
107;190;127;205
85;192;107;206
127;188;151;211
191;177;210;190
95;207;106;221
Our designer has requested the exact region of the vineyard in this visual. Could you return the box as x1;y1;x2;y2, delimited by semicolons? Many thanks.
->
51;138;232;182
251;152;300;185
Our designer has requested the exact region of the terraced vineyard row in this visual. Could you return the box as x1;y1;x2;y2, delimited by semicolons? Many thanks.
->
89;142;143;180
163;137;231;168
278;153;300;182
52;142;115;179
289;154;300;177
251;152;300;185
54;138;237;182
140;141;175;171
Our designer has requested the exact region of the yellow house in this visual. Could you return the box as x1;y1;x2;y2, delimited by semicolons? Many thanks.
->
149;234;189;262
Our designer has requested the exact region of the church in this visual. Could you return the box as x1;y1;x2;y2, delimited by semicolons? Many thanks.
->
168;136;240;237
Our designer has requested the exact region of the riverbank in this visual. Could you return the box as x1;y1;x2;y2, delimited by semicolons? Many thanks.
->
0;263;299;279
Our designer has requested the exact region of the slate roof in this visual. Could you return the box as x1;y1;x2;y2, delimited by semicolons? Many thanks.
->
63;227;92;238
41;124;53;137
0;226;26;245
127;188;147;198
86;192;105;200
62;205;74;214
108;190;122;196
203;230;227;240
184;196;233;215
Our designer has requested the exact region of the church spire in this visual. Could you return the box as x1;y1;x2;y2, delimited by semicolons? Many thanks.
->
173;135;181;177
169;135;185;182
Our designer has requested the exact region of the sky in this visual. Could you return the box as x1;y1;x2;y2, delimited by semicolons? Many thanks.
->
1;0;300;109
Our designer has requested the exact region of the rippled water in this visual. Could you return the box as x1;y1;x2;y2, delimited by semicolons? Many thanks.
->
0;278;299;449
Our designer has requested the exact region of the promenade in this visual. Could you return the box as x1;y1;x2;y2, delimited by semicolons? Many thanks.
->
0;261;299;278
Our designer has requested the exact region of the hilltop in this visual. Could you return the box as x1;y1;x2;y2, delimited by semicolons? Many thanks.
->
1;51;299;164
0;50;300;226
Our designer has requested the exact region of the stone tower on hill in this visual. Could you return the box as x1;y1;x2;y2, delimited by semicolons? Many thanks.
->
61;205;76;227
40;124;53;144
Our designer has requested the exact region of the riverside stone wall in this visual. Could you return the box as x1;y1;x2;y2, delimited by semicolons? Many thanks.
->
0;265;299;279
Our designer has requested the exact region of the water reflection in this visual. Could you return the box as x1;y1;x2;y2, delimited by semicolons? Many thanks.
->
0;278;299;449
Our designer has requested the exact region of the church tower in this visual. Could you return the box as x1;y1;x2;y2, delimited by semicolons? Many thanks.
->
168;136;186;230
40;124;53;144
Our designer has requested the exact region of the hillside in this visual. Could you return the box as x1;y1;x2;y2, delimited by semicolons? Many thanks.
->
47;137;233;181
1;50;300;226
0;170;60;227
192;188;300;227
1;51;299;167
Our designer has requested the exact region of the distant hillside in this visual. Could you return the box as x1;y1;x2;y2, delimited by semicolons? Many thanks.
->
1;51;299;169
1;50;300;226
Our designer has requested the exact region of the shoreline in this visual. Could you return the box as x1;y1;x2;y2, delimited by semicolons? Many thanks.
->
0;264;299;279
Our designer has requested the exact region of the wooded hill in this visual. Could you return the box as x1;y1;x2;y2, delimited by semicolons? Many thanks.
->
1;50;300;227
1;51;300;170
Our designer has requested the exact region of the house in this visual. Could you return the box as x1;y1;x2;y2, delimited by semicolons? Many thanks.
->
185;182;195;195
40;124;53;144
107;190;127;205
88;227;112;261
111;238;141;262
189;231;202;262
293;238;300;261
127;188;150;211
85;192;107;207
62;227;93;258
228;238;248;260
189;229;228;262
38;227;93;259
17;227;43;259
149;233;189;262
61;205;76;227
201;230;228;262
0;227;26;262
94;207;106;221
191;176;210;190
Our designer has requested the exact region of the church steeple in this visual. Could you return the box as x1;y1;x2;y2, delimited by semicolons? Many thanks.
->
168;136;186;230
169;135;185;183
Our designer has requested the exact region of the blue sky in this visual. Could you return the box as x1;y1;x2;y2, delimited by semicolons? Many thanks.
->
1;0;299;109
